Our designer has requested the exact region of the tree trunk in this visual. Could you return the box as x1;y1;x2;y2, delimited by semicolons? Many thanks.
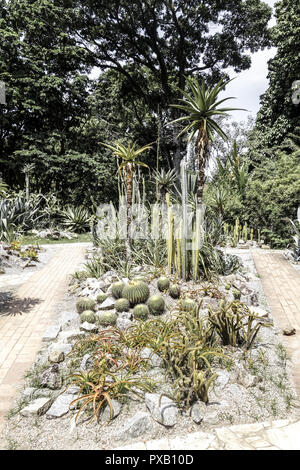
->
195;127;209;207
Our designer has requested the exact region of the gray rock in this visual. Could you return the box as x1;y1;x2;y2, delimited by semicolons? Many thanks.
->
58;311;79;329
145;393;177;427
22;387;36;399
64;385;80;395
116;317;133;330
42;325;61;342
40;364;62;390
214;370;230;390
21;397;52;417
114;412;152;441
101;399;122;422
190;401;207;424
98;296;115;310
235;366;261;389
80;353;93;371
59;330;85;343
141;348;163;368
46;393;77;419
49;343;72;356
80;321;98;333
48;350;65;363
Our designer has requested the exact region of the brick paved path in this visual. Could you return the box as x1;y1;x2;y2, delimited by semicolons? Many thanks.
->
0;243;87;436
253;251;300;398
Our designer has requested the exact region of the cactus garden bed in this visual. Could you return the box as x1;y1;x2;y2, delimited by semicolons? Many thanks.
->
3;249;300;450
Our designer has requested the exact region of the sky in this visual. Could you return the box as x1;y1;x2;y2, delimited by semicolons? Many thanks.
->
221;0;278;122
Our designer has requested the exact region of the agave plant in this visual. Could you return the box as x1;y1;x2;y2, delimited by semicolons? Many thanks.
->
152;168;177;202
60;206;91;233
168;77;245;207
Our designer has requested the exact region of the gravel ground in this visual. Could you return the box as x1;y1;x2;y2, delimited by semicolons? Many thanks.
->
2;248;300;450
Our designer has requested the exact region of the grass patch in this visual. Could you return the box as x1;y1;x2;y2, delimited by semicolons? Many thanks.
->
20;232;91;245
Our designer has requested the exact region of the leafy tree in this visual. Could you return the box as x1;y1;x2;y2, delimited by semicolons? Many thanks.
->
254;0;300;149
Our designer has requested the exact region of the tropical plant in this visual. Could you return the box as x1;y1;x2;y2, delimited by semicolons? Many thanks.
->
152;168;177;202
169;77;245;206
286;206;300;262
60;206;91;233
100;141;152;252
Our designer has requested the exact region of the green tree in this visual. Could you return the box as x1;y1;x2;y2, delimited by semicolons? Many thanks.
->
254;0;300;149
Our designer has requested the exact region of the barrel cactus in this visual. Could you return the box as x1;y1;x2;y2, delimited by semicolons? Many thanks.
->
147;295;165;315
225;283;231;291
233;289;241;300
179;297;196;312
76;297;96;314
111;281;125;299
80;310;96;324
97;293;108;304
115;298;130;312
157;276;170;292
133;303;149;320
169;284;181;299
97;311;118;326
122;280;150;305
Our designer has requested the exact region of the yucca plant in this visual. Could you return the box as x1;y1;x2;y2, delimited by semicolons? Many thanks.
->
60;206;91;233
168;77;245;207
100;141;152;254
152;168;177;202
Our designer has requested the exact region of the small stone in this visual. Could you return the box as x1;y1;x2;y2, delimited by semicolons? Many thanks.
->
80;321;98;332
116;317;132;330
65;385;80;395
21;398;52;417
101;399;122;422
59;330;85;343
190;401;207;424
40;364;62;390
98;296;115;310
49;343;72;356
80;353;93;371
145;393;177;427
48;350;65;363
283;327;296;336
46;393;77;419
42;325;61;342
22;387;36;399
114;412;152;441
141;348;163;368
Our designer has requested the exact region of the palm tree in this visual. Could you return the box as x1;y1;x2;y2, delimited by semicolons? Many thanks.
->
169;77;245;206
101;141;152;250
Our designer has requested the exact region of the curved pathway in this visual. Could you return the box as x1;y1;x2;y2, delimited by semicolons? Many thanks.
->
0;243;88;437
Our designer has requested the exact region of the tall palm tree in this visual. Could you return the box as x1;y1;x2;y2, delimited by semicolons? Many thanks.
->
169;77;245;206
101;141;152;249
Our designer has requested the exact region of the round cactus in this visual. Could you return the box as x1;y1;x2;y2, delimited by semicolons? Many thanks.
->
169;284;181;299
233;289;241;300
147;295;165;315
76;297;96;314
179;297;196;312
80;310;96;324
122;280;150;305
97;293;108;304
157;276;170;292
111;281;125;299
97;311;118;326
133;303;149;320
115;298;130;312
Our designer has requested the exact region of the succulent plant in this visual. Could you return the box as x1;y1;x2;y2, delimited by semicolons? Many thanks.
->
97;293;108;304
97;311;118;325
225;283;231;290
147;295;165;315
179;297;197;312
133;303;150;320
76;297;96;314
169;284;181;299
157;276;170;292
80;310;96;324
115;298;130;312
122;280;150;305
111;281;125;299
233;289;241;300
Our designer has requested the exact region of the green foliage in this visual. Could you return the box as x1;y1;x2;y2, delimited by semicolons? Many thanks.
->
122;280;150;306
115;298;130;313
97;294;108;304
132;303;149;320
111;282;125;300
76;298;96;314
60;206;91;233
147;295;165;315
178;298;197;313
80;310;96;324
